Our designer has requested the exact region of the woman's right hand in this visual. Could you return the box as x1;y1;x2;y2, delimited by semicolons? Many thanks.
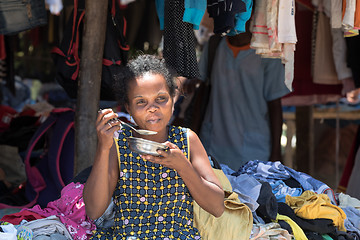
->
96;108;121;150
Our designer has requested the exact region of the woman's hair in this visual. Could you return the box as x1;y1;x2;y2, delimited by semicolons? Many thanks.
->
113;54;177;106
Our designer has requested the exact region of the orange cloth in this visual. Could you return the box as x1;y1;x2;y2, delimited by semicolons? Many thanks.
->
355;0;360;28
226;38;251;58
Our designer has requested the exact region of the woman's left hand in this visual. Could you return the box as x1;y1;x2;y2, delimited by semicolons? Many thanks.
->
141;141;189;171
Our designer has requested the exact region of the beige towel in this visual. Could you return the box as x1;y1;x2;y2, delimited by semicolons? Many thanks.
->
193;169;253;240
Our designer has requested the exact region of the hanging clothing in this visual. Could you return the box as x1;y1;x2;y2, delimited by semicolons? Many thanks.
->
45;0;63;15
125;0;162;51
90;125;201;239
313;12;341;85
183;0;207;30
163;0;200;79
278;0;297;43
250;0;296;90
206;0;247;35
282;3;342;106
331;0;343;28
227;0;253;36
342;0;356;31
0;35;5;60
155;0;206;30
0;0;47;35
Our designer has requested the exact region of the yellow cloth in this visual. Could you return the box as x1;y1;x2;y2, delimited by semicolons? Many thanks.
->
275;214;308;240
285;191;347;231
193;169;253;240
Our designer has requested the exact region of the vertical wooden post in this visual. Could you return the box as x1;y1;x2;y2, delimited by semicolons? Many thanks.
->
74;0;108;175
295;106;314;175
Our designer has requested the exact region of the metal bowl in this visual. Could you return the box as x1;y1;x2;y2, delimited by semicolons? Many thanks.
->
127;137;169;157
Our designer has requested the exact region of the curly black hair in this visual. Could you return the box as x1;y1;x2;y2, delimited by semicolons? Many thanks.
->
113;54;177;106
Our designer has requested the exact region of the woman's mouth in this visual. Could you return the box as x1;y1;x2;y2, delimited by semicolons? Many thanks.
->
147;118;160;124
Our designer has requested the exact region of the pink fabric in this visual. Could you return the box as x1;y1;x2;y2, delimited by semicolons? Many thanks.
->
24;182;96;240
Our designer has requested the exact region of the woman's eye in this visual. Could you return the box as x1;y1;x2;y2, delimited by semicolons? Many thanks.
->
156;96;166;102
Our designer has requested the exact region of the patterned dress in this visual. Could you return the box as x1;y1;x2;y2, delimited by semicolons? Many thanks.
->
91;125;201;240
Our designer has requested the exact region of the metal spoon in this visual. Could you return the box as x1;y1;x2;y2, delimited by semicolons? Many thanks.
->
118;119;158;135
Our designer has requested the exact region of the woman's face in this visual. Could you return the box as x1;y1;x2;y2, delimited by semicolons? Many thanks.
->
126;73;174;134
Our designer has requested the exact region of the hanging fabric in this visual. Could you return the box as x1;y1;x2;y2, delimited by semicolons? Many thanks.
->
52;0;129;101
313;12;341;85
163;0;200;79
0;0;47;35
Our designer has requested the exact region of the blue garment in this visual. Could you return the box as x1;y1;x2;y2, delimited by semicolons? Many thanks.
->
225;173;261;211
341;207;360;236
156;0;206;30
227;0;253;36
207;0;247;34
94;199;115;229
199;38;290;171
234;160;336;204
33;233;68;240
269;180;302;202
183;0;206;30
0;77;31;112
155;0;165;30
0;0;47;34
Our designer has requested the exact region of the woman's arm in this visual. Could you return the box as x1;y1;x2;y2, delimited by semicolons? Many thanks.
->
143;130;225;217
83;109;120;220
181;130;225;217
83;144;119;220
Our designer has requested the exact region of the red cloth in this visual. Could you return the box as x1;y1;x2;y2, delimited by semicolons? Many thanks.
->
0;105;17;132
0;35;5;60
283;2;342;103
296;0;314;10
0;209;46;225
28;28;41;48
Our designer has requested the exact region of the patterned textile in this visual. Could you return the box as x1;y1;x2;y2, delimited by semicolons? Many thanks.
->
91;125;201;239
163;0;200;79
26;182;96;240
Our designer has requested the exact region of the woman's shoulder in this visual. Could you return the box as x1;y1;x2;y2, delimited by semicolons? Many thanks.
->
168;125;190;135
169;126;200;144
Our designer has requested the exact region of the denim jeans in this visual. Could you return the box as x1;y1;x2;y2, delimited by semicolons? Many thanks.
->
0;0;47;35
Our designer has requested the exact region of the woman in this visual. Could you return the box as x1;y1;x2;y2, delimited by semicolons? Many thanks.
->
83;54;224;239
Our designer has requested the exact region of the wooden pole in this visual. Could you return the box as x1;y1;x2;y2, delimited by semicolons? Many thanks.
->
295;105;314;175
74;0;108;175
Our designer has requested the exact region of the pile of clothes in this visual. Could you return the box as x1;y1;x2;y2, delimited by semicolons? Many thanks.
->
0;160;359;240
222;160;360;239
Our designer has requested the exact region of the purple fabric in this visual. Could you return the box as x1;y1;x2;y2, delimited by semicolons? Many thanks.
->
24;182;96;240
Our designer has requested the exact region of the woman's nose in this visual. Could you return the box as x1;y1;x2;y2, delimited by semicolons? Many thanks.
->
147;104;158;112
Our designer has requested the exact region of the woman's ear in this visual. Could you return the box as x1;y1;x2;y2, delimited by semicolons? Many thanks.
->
125;103;130;114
